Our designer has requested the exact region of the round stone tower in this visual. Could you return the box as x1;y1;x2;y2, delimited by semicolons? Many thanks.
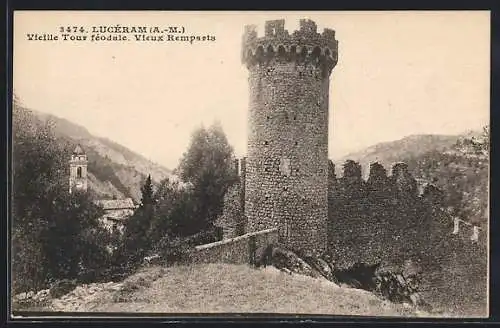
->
241;19;338;255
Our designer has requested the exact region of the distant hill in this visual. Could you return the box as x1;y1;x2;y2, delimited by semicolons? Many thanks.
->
19;107;173;202
334;134;459;177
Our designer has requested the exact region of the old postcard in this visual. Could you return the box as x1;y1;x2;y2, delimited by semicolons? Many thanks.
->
11;11;489;318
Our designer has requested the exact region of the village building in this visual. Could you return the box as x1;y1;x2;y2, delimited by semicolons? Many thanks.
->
94;198;137;233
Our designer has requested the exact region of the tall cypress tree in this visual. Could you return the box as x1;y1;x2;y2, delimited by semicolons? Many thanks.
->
141;175;154;207
122;174;155;262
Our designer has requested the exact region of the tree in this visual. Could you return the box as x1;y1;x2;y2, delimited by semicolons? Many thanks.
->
149;178;194;246
12;102;66;292
41;188;107;281
177;122;238;232
122;175;156;262
140;174;154;206
12;99;112;292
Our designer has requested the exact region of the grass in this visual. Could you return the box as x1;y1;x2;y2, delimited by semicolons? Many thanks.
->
42;264;430;316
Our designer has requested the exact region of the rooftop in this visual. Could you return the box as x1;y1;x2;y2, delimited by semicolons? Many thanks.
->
94;198;136;210
73;144;85;155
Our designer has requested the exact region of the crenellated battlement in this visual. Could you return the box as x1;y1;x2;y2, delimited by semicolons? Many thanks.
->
242;19;338;75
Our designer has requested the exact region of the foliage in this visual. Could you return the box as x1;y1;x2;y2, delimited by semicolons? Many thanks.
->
149;178;191;242
12;101;240;293
121;177;156;264
118;121;239;269
177;122;238;232
12;101;114;294
49;279;78;298
405;134;488;226
140;175;154;206
41;190;108;281
141;176;220;259
119;174;157;263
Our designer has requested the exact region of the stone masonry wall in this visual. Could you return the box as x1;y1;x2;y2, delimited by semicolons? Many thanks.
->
241;19;338;255
189;228;279;265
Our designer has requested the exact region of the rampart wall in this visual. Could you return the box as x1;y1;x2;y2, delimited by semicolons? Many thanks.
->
188;228;279;265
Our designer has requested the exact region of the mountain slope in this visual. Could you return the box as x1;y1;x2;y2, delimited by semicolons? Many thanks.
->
334;134;459;177
19;107;173;202
405;132;489;226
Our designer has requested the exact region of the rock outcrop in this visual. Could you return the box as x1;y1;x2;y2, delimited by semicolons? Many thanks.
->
253;245;428;309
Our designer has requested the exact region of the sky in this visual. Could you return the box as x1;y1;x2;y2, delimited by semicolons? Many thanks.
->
13;11;490;169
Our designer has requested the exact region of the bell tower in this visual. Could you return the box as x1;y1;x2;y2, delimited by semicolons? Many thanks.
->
69;144;88;194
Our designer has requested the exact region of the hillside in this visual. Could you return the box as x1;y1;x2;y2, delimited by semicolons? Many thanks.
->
405;134;489;226
18;264;436;317
334;134;459;177
20;107;173;201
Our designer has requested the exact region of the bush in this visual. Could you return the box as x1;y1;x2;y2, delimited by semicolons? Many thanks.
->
49;279;78;298
156;236;194;265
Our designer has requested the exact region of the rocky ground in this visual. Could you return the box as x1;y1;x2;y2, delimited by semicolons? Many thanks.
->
14;281;123;312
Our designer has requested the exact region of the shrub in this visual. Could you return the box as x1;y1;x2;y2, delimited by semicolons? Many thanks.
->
49;279;78;298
